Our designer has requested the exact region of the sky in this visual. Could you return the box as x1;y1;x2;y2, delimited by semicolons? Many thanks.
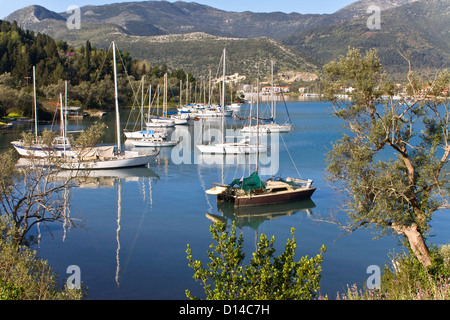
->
1;0;358;19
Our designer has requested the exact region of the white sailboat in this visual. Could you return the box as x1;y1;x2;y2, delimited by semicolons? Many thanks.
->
206;78;315;208
11;68;73;158
126;136;179;148
241;61;292;134
59;42;159;170
124;76;159;139
196;48;267;155
124;77;171;142
181;71;232;119
129;74;179;148
146;74;176;128
168;79;189;125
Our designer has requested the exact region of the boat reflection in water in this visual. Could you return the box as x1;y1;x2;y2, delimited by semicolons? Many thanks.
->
72;167;160;287
18;158;160;287
208;199;316;230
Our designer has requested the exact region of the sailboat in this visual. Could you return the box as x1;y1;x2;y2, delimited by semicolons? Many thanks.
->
59;42;159;170
206;76;315;207
241;61;292;134
209;173;316;207
128;74;179;148
196;48;266;155
124;76;162;140
146;74;176;128
124;77;175;147
11;67;72;158
167;79;189;125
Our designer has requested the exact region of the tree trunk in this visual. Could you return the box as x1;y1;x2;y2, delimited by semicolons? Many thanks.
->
393;223;432;268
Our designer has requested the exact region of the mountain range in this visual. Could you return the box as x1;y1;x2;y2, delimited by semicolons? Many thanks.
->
4;0;449;81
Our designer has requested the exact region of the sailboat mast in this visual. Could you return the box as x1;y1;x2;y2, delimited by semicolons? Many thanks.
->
256;76;260;174
64;80;68;139
180;80;183;109
112;42;122;154
147;84;152;121
60;93;64;137
164;73;168;117
221;48;226;144
271;60;276;123
33;66;37;140
141;76;145;130
208;70;212;106
186;74;189;106
60;93;66;153
249;85;253;127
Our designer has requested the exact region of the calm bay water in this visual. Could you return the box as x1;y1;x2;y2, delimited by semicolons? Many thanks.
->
2;99;450;300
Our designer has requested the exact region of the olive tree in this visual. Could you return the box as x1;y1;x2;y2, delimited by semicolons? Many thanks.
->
186;221;326;300
323;48;450;267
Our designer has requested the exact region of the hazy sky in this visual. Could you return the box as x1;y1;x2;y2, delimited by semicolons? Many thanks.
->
1;0;358;18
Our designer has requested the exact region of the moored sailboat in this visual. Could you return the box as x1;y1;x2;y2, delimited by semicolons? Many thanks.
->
146;74;176;128
206;73;314;207
59;42;159;170
196;48;266;155
210;173;316;207
11;68;73;158
241;61;292;134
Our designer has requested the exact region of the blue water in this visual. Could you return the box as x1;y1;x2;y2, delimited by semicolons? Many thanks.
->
3;99;449;300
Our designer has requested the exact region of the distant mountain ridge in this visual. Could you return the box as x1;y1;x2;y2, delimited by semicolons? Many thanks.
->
283;0;449;78
333;0;420;19
5;1;422;40
4;0;447;80
5;5;65;28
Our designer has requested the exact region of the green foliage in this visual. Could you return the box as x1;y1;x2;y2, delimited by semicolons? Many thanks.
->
0;217;84;300
0;278;24;300
74;122;107;149
186;221;326;300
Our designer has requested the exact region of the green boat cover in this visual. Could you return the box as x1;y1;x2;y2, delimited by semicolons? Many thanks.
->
229;172;265;192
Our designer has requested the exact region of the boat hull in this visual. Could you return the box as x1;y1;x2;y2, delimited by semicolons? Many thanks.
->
241;124;292;134
128;139;178;148
196;143;267;155
219;187;316;207
58;151;159;170
124;130;166;139
145;121;176;128
11;141;73;159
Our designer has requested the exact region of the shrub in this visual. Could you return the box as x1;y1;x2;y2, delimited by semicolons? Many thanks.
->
337;245;450;300
186;221;326;300
0;217;85;300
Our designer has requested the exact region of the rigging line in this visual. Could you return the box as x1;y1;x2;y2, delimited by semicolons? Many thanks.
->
278;85;292;124
115;43;139;100
125;77;145;132
279;133;303;180
81;42;112;110
168;80;179;104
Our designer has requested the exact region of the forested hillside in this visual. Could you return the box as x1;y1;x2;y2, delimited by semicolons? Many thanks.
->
0;20;194;119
